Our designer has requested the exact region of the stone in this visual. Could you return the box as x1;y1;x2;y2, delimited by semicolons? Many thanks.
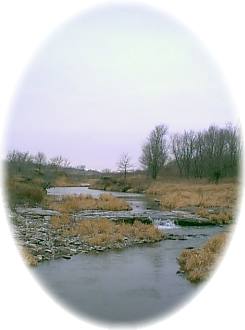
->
95;247;106;251
62;255;71;260
44;249;53;254
176;270;185;275
174;217;216;226
15;207;60;217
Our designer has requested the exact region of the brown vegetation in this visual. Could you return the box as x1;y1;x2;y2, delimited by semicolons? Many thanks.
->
54;176;76;187
90;174;150;193
146;181;237;223
47;193;131;213
50;214;70;228
51;216;164;247
196;208;233;224
147;182;237;209
178;233;228;283
89;177;238;224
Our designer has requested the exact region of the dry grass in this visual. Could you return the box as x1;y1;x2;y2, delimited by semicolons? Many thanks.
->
178;232;228;283
47;193;131;213
50;214;70;228
21;247;38;267
54;176;83;187
147;182;237;210
51;216;164;247
54;176;73;187
196;208;233;224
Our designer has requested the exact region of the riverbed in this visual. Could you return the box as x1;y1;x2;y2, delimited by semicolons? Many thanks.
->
33;186;228;324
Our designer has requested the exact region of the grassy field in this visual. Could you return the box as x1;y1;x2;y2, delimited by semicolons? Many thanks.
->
146;181;237;208
146;181;238;224
178;232;228;283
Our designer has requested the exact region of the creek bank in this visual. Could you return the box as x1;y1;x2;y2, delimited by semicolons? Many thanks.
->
11;210;165;264
177;232;228;283
15;205;220;226
11;186;228;265
10;206;215;265
74;209;220;226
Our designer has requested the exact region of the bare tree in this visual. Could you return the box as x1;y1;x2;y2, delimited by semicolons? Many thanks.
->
171;123;241;182
140;124;168;179
172;131;196;177
7;150;33;173
62;158;71;168
49;155;70;169
34;152;47;172
102;168;112;174
7;150;32;164
77;165;86;171
117;153;132;181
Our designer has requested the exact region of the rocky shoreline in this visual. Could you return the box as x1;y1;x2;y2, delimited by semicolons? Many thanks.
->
10;204;225;266
10;209;165;265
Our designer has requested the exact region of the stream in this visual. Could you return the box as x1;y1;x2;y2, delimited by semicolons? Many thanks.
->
33;187;227;324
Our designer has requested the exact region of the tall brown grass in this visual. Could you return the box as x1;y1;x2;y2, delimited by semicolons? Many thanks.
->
178;232;228;283
51;216;164;247
54;176;73;187
50;214;70;229
196;208;233;224
47;193;131;213
147;182;237;210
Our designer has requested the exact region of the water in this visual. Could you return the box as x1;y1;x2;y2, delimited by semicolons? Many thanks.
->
33;187;228;324
47;186;143;199
47;186;185;226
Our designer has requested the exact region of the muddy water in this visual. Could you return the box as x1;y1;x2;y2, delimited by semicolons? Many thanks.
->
33;187;227;324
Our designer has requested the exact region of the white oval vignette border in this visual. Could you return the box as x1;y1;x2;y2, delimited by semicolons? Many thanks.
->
0;1;244;330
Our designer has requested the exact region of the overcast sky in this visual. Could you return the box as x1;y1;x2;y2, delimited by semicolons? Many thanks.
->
6;5;237;170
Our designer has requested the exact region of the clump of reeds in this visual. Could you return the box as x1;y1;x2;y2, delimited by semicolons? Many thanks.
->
178;232;228;283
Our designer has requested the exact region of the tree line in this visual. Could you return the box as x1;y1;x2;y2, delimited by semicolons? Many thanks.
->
139;123;241;182
6;122;241;184
6;151;72;172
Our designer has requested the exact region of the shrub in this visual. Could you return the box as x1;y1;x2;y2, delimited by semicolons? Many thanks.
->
7;179;45;207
